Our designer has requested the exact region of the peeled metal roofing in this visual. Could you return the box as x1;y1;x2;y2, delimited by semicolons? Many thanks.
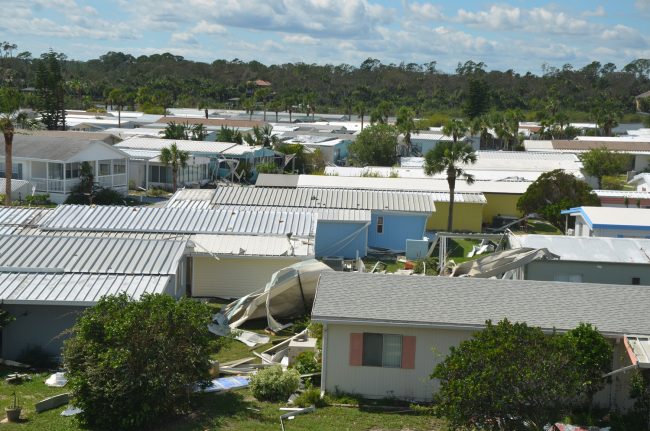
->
116;137;269;156
0;273;171;305
39;205;316;237
0;235;187;275
191;234;313;257
0;208;51;227
212;186;436;212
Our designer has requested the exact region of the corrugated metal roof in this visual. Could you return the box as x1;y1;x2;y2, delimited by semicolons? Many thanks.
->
215;205;372;222
594;190;650;199
39;205;316;237
212;186;436;212
312;272;650;336
0;273;171;305
0;208;51;227
191;234;313;257
0;235;186;275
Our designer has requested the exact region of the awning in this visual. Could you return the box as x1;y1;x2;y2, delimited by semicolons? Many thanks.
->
450;247;559;278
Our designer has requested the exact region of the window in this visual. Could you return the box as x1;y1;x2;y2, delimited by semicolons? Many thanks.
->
98;160;111;176
632;277;641;285
554;274;583;283
113;159;126;175
65;162;80;179
48;163;63;180
362;333;401;367
0;162;22;180
376;216;384;234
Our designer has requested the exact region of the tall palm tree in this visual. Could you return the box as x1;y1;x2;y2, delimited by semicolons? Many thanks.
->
0;88;21;206
242;98;255;120
424;119;477;231
396;106;417;156
268;99;283;123
159;143;190;191
162;121;187;140
255;88;271;121
283;96;295;123
354;101;366;130
108;87;127;128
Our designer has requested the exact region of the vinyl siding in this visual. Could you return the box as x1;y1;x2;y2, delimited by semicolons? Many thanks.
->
315;221;368;258
367;212;427;251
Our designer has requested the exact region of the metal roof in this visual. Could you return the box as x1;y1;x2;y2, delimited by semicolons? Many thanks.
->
0;207;51;227
562;206;650;230
594;189;650;199
257;173;526;195
312;272;650;336
0;273;171;306
510;234;650;264
116;137;270;156
212;186;436;212
39;205;316;237
3;134;126;161
191;234;313;257
215;205;372;222
0;235;187;275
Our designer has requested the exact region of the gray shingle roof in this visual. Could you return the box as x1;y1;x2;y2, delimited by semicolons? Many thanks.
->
312;272;650;336
3;134;116;161
212;186;436;212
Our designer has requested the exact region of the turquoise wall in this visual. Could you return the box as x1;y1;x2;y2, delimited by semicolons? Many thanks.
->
315;221;368;258
367;211;428;251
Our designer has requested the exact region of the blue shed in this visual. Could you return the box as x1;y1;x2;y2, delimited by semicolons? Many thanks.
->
367;211;429;252
315;218;369;259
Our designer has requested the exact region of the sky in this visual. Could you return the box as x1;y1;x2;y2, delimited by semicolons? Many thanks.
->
2;0;650;74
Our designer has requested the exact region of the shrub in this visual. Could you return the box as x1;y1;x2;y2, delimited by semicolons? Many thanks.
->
249;366;300;402
413;257;439;275
294;388;328;408
63;293;213;430
292;351;320;375
24;193;51;206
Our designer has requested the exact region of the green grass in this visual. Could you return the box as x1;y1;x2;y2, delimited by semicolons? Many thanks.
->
363;259;404;273
0;370;445;431
445;239;481;264
520;220;563;235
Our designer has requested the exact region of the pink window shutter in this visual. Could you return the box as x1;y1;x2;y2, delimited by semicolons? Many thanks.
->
401;336;416;369
349;333;363;366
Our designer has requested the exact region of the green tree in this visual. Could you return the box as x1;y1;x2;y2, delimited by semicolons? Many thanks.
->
283;95;295;123
0;87;21;206
579;147;633;188
395;106;418;156
463;77;490;119
160;142;190;190
190;123;207;141
242;97;255;120
565;323;612;407
354;101;367;129
216;126;243;144
348;123;399;166
162;121;187;140
153;89;173;117
303;92;317;119
517;169;600;230
424;120;476;231
244;124;277;148
592;98;622;137
255;87;271;121
108;87;128;128
268;98;283;122
35;51;66;130
431;319;590;430
63;293;213;430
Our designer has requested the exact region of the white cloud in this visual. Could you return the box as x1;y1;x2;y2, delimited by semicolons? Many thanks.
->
407;2;444;20
636;0;650;10
582;5;605;17
194;20;227;35
282;34;319;45
456;5;522;30
171;32;198;44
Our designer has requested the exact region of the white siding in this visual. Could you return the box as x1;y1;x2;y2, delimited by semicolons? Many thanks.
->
323;323;636;410
192;256;303;298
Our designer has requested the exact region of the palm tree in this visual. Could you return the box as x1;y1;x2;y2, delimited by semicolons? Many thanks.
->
190;123;207;141
255;88;271;121
396;106;417;156
343;96;354;121
108;88;127;128
283;96;295;123
242;98;255;120
354;101;366;130
159;143;190;191
0;88;21;206
268;99;283;123
303;93;316;119
424;119;477;231
162;121;187;140
593;99;621;137
217;126;243;144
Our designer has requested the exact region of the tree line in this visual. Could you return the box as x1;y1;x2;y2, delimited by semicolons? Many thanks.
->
2;43;649;121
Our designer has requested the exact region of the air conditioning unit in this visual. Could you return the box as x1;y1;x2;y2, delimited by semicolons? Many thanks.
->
322;256;344;271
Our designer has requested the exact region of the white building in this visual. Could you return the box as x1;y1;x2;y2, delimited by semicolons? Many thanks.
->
0;132;129;203
562;206;650;238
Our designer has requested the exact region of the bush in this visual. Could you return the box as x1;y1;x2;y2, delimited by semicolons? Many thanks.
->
249;366;300;402
92;188;126;205
294;388;328;408
431;319;611;430
24;194;51;206
292;351;321;375
63;293;213;430
413;257;439;275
